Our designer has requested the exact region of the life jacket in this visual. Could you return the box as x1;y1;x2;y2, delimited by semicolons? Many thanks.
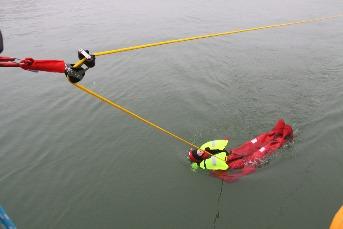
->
199;140;229;159
200;140;229;151
199;152;229;171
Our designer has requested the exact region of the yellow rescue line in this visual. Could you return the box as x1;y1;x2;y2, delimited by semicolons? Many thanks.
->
72;82;226;162
73;14;343;68
70;14;343;163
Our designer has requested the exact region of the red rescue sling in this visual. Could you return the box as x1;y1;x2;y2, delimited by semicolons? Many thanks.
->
0;56;66;73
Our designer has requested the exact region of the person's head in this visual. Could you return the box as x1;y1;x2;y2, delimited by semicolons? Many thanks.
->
188;148;205;163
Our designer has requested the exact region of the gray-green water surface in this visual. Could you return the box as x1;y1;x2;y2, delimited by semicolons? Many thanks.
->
1;0;343;228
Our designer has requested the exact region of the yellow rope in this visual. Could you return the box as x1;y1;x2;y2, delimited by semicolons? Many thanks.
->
73;83;197;147
70;13;343;163
73;14;343;68
72;82;227;162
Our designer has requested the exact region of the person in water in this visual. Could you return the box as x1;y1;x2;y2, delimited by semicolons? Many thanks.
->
188;119;293;181
188;139;247;171
188;140;231;171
